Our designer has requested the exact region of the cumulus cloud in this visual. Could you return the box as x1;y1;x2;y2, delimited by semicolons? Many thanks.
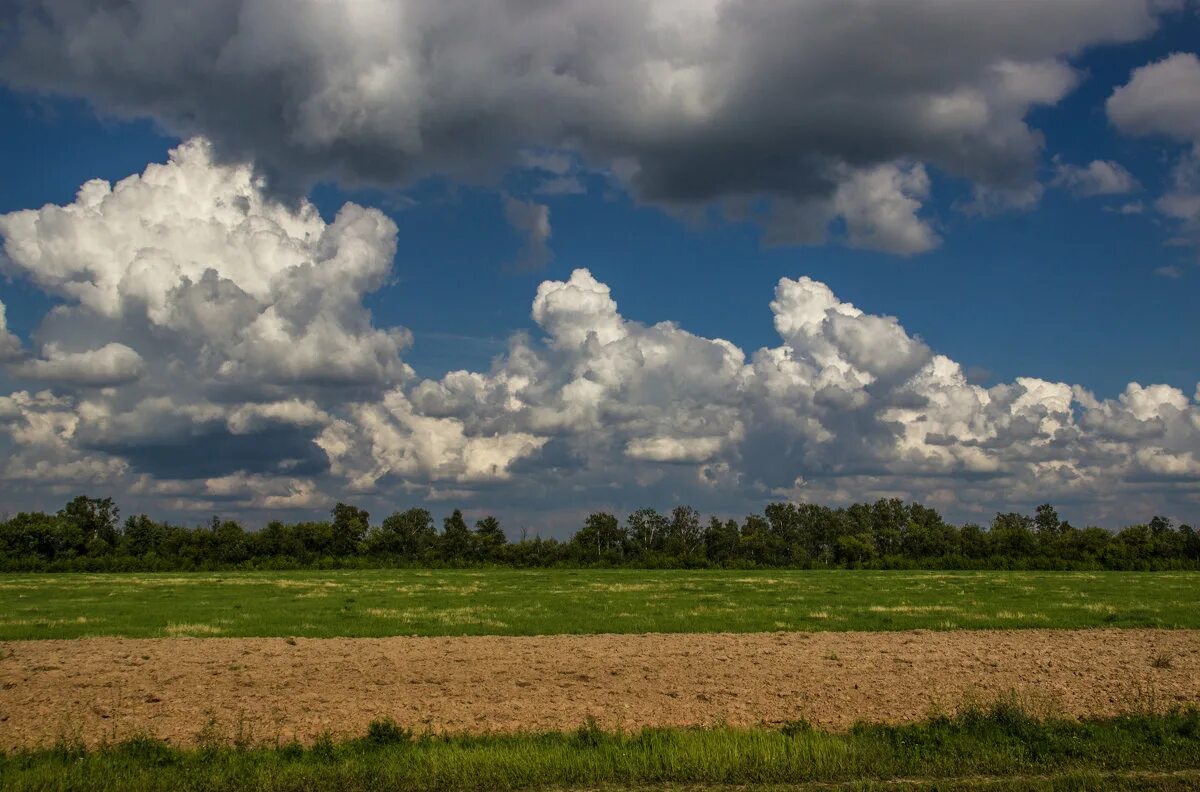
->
1053;159;1140;197
833;163;939;254
1108;52;1200;142
0;0;1176;252
1;141;1198;524
1108;52;1200;248
318;390;547;493
1157;152;1200;231
0;139;416;502
14;343;145;387
0;138;410;390
323;267;1200;524
0;301;23;362
502;195;554;271
0;389;129;490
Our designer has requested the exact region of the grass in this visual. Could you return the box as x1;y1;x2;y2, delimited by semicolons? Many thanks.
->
1;702;1198;791
0;569;1197;639
3;571;1196;788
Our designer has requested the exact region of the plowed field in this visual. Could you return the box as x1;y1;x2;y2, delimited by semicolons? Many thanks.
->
2;628;1196;749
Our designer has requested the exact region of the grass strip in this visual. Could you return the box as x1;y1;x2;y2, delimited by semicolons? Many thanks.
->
2;701;1199;791
3;569;1199;639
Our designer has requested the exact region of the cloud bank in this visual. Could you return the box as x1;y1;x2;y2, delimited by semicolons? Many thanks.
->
0;140;1198;526
0;0;1179;253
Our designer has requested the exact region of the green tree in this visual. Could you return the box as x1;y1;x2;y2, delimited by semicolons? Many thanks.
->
474;516;507;556
256;520;304;559
665;505;704;557
868;498;907;556
214;519;249;564
739;514;780;565
59;495;120;555
121;514;163;557
763;503;803;562
1181;524;1200;560
371;508;436;558
1034;503;1064;557
293;520;335;557
835;534;875;565
1034;504;1062;536
1075;527;1112;561
901;504;957;559
626;508;667;556
1148;516;1183;559
959;523;990;559
573;512;624;561
1115;523;1152;563
330;503;370;556
703;517;740;564
440;510;474;561
990;512;1036;558
0;512;68;559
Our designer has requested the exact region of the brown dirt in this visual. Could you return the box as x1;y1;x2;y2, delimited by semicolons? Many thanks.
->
1;629;1198;749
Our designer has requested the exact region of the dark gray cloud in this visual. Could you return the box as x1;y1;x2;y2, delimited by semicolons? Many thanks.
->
91;426;329;480
0;0;1173;252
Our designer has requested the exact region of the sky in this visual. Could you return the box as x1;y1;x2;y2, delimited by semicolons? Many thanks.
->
0;0;1198;535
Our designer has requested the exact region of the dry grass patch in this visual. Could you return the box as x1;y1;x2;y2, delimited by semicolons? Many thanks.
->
163;623;225;636
364;606;507;628
587;583;656;593
273;580;342;590
995;611;1049;621
0;616;102;627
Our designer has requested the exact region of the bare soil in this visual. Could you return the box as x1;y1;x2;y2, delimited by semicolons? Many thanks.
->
1;629;1197;749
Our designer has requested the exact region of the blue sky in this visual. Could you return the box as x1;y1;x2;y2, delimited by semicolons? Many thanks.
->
0;1;1198;530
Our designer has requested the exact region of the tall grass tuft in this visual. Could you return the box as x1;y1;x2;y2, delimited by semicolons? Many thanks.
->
1;702;1199;791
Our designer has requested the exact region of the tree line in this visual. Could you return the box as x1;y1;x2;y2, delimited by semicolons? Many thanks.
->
0;495;1197;572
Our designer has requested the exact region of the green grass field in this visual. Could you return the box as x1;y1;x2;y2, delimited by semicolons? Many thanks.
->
3;702;1199;792
1;569;1196;639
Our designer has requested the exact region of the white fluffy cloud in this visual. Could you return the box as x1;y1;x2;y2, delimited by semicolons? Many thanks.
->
1053;159;1140;197
0;139;410;389
1157;152;1200;234
1108;52;1200;250
0;140;421;509
325;267;1200;524
762;162;939;254
318;390;548;493
1108;52;1200;142
0;301;23;362
1;140;1198;524
0;0;1178;253
14;343;145;387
